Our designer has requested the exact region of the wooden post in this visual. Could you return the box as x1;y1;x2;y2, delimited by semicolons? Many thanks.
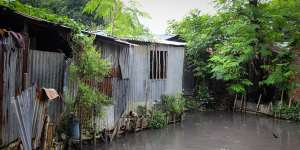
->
93;105;96;150
288;96;293;108
79;105;83;150
256;94;262;113
240;95;244;111
233;94;238;111
22;21;29;91
41;116;49;150
173;113;176;125
243;95;247;112
280;90;284;109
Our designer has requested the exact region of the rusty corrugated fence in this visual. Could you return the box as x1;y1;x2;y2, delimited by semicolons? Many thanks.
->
28;50;65;124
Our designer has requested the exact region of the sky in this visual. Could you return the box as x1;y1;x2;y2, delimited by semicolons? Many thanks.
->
124;0;217;34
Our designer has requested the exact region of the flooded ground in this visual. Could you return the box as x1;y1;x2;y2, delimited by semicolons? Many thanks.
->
96;112;300;150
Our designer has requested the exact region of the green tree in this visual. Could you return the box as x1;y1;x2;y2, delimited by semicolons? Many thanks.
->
19;0;103;27
169;0;300;102
83;0;151;37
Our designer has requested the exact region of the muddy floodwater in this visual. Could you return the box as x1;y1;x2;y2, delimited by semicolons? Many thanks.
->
96;112;300;150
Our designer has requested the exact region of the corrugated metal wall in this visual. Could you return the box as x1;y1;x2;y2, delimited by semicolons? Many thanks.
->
1;45;24;145
64;41;185;131
94;42;131;130
127;44;185;110
28;50;65;124
63;42;132;130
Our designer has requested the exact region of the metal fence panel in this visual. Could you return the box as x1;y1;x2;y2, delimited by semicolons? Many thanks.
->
28;50;65;124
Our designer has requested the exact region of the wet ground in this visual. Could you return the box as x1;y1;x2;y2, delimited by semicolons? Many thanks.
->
96;112;300;150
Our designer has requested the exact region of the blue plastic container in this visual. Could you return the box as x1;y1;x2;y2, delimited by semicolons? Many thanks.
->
69;117;80;140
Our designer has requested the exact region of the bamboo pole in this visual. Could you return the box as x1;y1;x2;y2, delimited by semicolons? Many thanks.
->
240;95;244;111
80;105;83;150
233;94;238;111
244;95;247;112
93;105;96;150
280;90;284;109
288;96;293;108
256;94;262;113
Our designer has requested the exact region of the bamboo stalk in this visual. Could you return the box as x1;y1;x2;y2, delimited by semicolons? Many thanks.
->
233;94;238;111
240;95;244;111
288;96;293;108
93;105;96;150
80;105;83;150
256;94;262;113
280;90;284;109
244;95;247;112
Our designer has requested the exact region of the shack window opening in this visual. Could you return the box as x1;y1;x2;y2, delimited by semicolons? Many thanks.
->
150;50;167;79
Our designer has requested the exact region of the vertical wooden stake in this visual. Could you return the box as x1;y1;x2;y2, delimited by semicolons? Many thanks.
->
244;95;247;112
280;90;284;109
233;94;238;111
80;105;83;150
173;113;176;125
288;96;293;108
256;94;262;113
240;95;244;111
93;105;96;150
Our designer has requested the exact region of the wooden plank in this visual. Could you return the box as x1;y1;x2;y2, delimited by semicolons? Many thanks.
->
256;94;262;112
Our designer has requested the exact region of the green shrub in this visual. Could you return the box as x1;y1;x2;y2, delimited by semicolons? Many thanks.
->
148;111;167;129
185;99;200;110
137;105;148;117
195;86;211;101
161;93;186;115
273;102;300;121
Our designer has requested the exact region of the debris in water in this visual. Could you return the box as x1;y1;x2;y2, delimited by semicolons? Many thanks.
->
272;132;279;138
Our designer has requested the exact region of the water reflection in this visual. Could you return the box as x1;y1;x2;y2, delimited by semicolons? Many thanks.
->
95;112;300;150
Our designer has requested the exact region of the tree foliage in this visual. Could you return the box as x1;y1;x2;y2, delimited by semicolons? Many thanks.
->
19;0;103;27
83;0;151;37
169;0;300;101
19;0;151;37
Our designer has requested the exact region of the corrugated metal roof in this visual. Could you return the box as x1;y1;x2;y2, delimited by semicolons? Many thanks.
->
90;31;137;46
121;37;186;47
90;31;186;47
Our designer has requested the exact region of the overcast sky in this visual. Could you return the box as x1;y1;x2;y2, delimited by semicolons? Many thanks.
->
124;0;217;34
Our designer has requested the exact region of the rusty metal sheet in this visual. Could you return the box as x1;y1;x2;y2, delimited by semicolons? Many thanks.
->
11;86;49;150
42;88;59;100
99;78;113;97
